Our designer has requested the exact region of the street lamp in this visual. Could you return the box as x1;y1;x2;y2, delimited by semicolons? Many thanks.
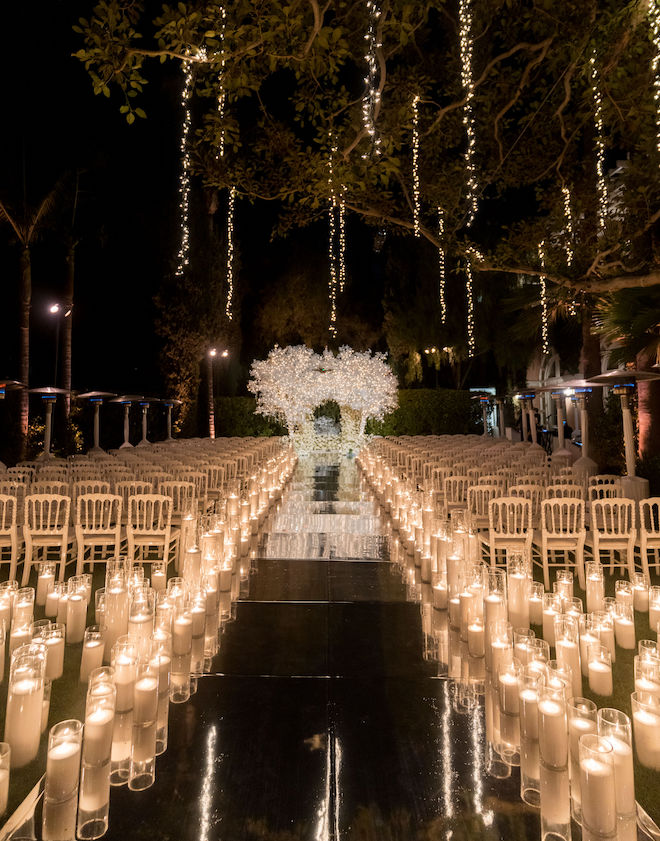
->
207;348;229;440
48;302;72;388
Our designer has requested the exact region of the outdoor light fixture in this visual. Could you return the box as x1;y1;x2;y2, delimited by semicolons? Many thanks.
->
209;348;218;358
49;303;60;314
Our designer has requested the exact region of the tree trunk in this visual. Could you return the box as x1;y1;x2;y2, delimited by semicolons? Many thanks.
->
63;242;75;418
19;246;31;459
579;307;602;379
636;349;660;459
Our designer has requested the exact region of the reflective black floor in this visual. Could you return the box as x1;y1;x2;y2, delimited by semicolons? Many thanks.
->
101;458;544;841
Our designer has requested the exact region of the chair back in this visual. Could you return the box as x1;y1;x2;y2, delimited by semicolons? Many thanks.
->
25;494;70;533
128;494;172;532
640;498;660;536
76;493;122;531
591;498;635;535
0;495;17;532
29;480;69;497
489;497;532;535
159;481;196;515
541;498;584;535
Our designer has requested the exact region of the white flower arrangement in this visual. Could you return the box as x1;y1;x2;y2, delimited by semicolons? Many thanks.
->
248;345;398;455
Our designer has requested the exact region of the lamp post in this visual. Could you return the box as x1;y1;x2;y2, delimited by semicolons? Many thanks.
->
48;303;72;389
207;348;229;440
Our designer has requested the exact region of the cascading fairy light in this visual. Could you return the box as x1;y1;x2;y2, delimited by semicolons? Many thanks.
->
561;185;578;316
339;184;347;293
459;0;478;227
437;207;446;324
589;49;608;230
225;186;236;320
465;254;476;358
328;143;338;336
412;94;421;237
361;0;382;158
216;6;227;159
649;0;660;155
174;57;195;277
538;240;550;355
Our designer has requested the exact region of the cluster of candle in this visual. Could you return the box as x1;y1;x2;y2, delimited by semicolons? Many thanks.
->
357;438;660;838
0;445;297;837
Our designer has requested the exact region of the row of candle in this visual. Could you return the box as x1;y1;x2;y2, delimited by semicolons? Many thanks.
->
358;446;660;837
0;446;298;837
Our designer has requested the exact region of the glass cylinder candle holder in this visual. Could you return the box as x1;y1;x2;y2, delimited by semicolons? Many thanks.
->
615;579;633;608
527;638;550;677
77;677;116;840
80;627;106;683
170;606;192;704
483;570;507;670
578;614;599;678
103;573;128;663
129;660;158;791
189;589;207;677
513;628;535;666
94;588;105;627
579;734;617;840
431;570;448;611
13;587;35;627
66;585;88;645
498;658;523;763
564;596;583;619
42;719;83;841
166;576;187;606
9;620;33;658
155;592;174;634
41;678;52;734
467;616;485;659
545;659;573;699
0;586;13;638
538;683;571;841
631;571;649;613
634;654;660;702
585;561;605;614
43;623;65;681
507;554;530;631
597;708;636;828
0;743;9;816
150;560;167;593
542;592;562;648
127;564;145;593
128;588;155;649
0;620;5;683
519;668;542;806
45;582;63;620
614;603;636;650
631;691;660;770
649;585;660;635
587;642;613;697
554;569;574;601
567;696;597;823
81;573;93;605
36;562;56;607
529;581;544;626
110;637;138;785
554;614;582;698
150;631;171;755
638;639;660;660
489;619;513;678
594;609;616;664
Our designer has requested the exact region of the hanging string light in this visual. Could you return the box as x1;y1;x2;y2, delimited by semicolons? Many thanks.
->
588;49;608;230
216;6;227;159
339;185;347;293
538;240;550;355
437;207;446;324
561;184;574;267
174;57;195;277
458;0;478;227
328;143;338;336
225;186;236;320
361;0;382;158
412;94;421;237
465;254;475;358
649;0;660;155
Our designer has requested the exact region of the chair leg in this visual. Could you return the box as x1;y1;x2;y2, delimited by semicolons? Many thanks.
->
542;541;550;590
76;542;85;577
21;537;33;587
9;536;18;582
576;539;586;590
626;539;636;580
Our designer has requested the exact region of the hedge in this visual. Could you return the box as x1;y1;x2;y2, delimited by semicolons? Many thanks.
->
213;396;286;437
366;388;481;436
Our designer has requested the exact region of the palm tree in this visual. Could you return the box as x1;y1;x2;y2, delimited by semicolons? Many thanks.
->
0;182;62;456
596;288;660;458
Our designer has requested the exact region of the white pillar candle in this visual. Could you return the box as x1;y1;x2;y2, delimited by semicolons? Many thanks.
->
632;707;660;770
529;592;543;626
113;657;136;713
45;739;81;802
56;594;68;626
467;621;485;658
507;573;530;630
598;623;617;663
614;615;636;650
5;678;43;767
45;636;65;681
172;614;193;656
606;735;635;817
580;755;617;835
151;569;166;593
127;612;153;644
79;640;105;683
36;572;55;607
539;697;568;768
66;595;87;645
432;583;447;610
133;677;158;724
9;625;32;657
543;606;558;648
588;659;613;696
45;589;60;619
579;631;599;677
490;639;512;678
0;766;8;815
555;639;582;698
83;706;115;766
649;600;660;635
586;575;605;614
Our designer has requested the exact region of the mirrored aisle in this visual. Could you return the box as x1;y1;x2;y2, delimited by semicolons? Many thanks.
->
102;456;540;841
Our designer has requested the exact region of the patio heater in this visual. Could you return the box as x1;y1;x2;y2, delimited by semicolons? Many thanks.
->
29;387;68;459
77;392;116;453
110;395;145;449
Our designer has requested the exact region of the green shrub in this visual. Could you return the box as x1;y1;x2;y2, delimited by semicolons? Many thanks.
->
366;389;481;436
214;397;286;437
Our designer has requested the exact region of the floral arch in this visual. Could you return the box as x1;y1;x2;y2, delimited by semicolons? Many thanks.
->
248;345;398;455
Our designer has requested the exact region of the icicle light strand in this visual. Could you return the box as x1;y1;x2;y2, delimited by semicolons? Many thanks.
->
328;144;338;336
361;0;382;158
437;207;446;324
175;58;194;277
465;255;475;358
561;184;574;267
538;241;549;355
339;185;347;294
459;0;478;227
216;6;227;159
412;94;421;237
225;186;236;320
650;0;660;155
589;50;608;229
